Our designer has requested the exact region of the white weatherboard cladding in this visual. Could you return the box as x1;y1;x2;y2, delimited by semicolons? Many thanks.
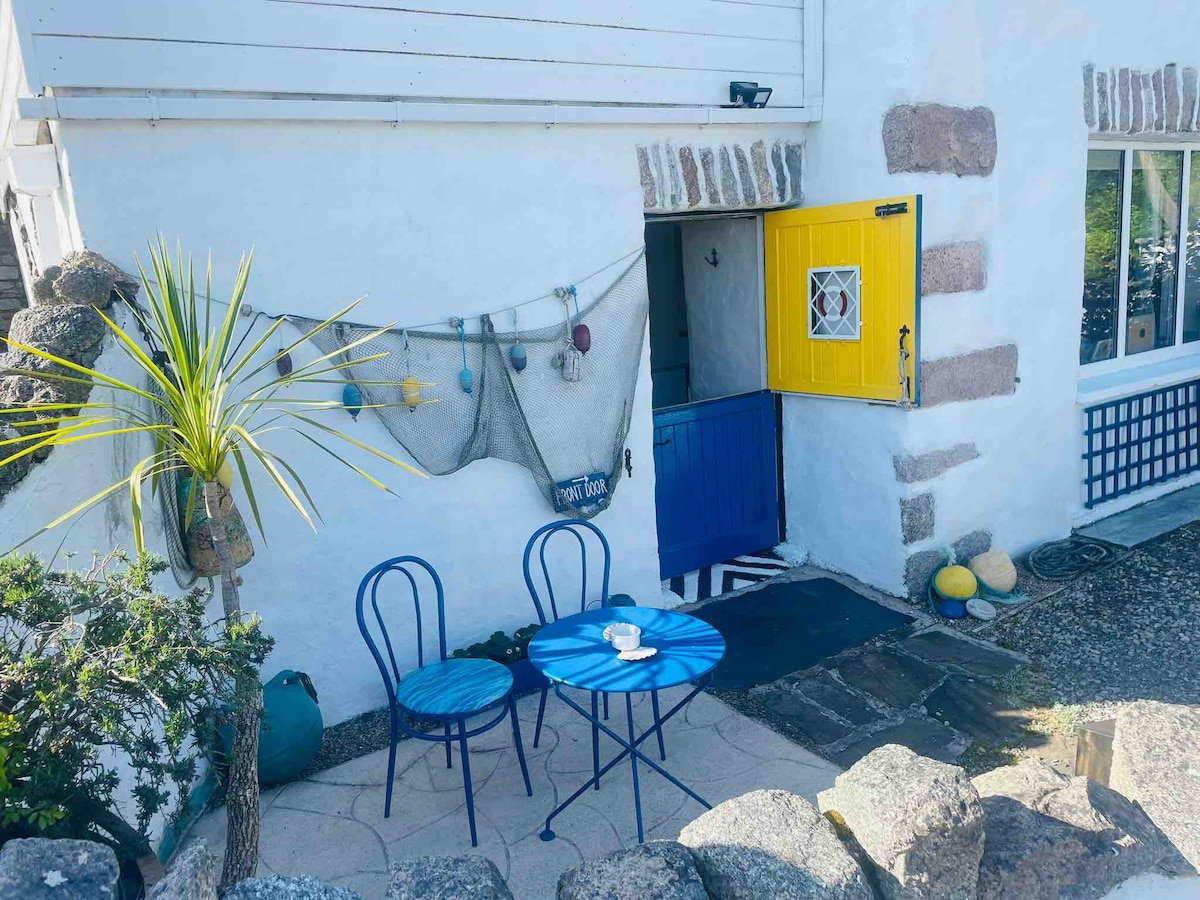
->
790;0;1200;593
6;119;808;728
19;0;804;108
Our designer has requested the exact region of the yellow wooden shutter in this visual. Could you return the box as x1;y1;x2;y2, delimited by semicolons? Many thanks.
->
765;196;920;402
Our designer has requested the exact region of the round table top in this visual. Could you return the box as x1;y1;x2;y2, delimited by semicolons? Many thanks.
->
527;606;725;694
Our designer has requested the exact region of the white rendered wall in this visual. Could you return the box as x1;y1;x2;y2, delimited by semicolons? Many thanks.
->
680;216;766;403
790;0;1200;593
3;118;807;726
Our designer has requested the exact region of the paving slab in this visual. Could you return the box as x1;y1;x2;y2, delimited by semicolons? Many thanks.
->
789;669;884;726
902;630;1022;679
831;716;967;767
1078;484;1200;548
751;688;855;745
923;677;1032;746
834;646;944;708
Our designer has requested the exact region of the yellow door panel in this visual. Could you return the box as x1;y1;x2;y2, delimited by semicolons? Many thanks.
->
765;196;920;402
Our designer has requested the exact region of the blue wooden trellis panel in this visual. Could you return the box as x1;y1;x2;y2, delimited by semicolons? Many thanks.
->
1083;377;1200;508
652;391;780;579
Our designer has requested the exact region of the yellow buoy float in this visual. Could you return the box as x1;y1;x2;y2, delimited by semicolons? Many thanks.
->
401;376;422;409
933;564;978;600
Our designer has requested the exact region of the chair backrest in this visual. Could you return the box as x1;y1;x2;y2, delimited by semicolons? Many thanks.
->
356;556;447;700
522;519;612;625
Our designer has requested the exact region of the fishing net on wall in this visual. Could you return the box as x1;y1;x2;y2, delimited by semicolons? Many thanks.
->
289;251;649;518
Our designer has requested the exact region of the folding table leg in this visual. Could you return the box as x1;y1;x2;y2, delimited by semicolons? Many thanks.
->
651;690;667;761
533;687;548;748
625;693;644;843
591;691;601;790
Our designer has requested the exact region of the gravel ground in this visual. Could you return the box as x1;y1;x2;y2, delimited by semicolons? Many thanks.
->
989;522;1200;708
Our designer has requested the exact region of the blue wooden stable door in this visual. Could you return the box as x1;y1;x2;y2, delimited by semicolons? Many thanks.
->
653;391;781;579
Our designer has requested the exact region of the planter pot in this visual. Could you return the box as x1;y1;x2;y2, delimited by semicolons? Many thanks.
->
508;658;548;695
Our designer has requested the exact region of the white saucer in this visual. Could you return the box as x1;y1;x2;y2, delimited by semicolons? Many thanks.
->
618;646;658;662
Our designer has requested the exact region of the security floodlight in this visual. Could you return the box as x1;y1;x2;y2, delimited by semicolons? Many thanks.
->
729;82;773;108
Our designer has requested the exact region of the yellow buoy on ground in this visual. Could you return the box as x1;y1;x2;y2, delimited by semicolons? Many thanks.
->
934;564;977;600
968;550;1018;593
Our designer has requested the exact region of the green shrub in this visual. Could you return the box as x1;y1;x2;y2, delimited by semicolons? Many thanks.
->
0;552;271;860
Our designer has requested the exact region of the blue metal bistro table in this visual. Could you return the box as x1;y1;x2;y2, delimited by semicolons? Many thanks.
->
527;606;725;843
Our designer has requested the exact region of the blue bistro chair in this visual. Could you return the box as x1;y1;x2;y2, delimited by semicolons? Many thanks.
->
356;556;532;847
523;520;668;772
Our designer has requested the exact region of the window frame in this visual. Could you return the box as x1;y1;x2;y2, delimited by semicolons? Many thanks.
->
1082;139;1197;376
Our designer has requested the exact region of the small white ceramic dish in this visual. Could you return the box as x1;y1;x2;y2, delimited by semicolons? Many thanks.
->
618;646;657;662
605;622;642;651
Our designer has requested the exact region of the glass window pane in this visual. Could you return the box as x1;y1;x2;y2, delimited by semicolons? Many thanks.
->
1081;149;1124;364
1184;154;1200;344
1126;149;1184;355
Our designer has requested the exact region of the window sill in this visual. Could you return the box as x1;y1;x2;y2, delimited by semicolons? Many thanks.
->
1077;352;1200;405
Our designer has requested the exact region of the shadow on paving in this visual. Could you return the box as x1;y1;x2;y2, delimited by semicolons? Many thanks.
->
688;577;911;689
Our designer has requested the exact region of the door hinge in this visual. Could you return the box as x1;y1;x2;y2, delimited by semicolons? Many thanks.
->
875;201;909;218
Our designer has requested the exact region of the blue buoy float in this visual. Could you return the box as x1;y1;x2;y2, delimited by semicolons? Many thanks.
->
342;381;363;420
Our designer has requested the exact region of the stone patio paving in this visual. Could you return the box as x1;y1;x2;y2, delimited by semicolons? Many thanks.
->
186;686;839;899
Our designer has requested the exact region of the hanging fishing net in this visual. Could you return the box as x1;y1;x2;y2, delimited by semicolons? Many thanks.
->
289;251;648;518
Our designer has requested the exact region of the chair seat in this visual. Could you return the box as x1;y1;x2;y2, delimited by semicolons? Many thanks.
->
395;658;513;718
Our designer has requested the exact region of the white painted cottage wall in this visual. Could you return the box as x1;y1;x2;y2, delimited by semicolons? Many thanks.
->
6;118;809;725
680;217;766;403
793;0;1200;594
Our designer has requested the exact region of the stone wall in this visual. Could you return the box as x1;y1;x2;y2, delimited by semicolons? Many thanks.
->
0;250;135;504
0;215;30;337
1084;63;1200;135
638;139;803;214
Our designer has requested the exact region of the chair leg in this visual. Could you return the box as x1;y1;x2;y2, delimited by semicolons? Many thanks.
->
603;692;610;720
458;718;478;847
591;691;601;791
384;714;399;819
533;687;548;749
651;690;667;762
444;723;453;769
508;696;533;797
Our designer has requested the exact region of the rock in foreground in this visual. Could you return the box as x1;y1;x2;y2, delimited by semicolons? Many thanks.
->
817;743;984;900
147;839;218;899
1109;700;1200;874
557;842;708;900
0;838;119;899
972;759;1169;899
387;855;513;899
678;789;872;900
224;874;362;899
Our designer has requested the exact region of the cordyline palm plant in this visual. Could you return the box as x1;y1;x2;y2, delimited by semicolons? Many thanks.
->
0;238;422;889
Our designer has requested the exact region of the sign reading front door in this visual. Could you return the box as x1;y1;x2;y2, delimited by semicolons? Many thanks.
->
554;472;611;514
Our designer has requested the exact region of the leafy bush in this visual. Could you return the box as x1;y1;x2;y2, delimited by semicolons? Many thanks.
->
0;552;271;860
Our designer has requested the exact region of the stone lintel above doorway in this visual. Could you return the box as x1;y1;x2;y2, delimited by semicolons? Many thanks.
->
1085;62;1200;135
638;140;803;214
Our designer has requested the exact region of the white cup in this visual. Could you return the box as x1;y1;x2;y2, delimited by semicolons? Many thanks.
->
607;622;641;651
